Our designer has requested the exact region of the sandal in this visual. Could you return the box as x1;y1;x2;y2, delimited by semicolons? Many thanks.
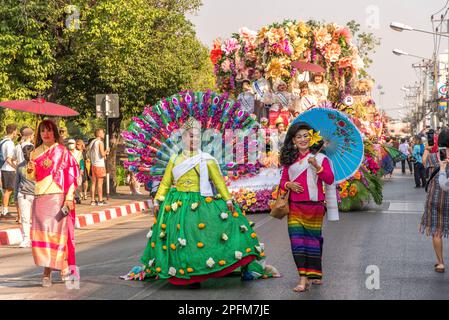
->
42;274;52;287
293;281;311;293
311;279;323;285
434;264;445;273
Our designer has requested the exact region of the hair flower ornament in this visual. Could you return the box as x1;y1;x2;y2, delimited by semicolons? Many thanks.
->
308;129;322;146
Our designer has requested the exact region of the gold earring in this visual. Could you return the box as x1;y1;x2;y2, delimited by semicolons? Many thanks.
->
293;144;298;149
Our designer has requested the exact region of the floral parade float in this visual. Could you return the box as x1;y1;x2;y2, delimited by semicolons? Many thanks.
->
211;20;364;101
211;20;384;212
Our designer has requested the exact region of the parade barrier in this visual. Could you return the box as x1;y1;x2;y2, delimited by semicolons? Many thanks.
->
74;199;153;228
0;199;153;246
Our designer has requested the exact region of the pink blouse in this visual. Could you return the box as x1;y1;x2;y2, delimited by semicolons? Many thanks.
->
280;151;334;202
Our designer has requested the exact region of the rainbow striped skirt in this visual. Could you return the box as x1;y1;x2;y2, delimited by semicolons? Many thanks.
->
287;201;325;279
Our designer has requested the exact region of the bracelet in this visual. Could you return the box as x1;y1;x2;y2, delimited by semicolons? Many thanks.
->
316;166;324;174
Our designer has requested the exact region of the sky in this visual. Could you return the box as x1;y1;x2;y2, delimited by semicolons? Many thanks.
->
187;0;449;120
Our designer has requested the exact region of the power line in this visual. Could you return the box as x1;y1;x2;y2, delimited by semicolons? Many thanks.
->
432;0;449;17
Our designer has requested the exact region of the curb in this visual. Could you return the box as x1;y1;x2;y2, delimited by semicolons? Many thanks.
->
0;200;153;246
75;200;153;228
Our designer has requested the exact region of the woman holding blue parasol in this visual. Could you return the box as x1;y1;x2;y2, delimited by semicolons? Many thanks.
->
279;108;364;292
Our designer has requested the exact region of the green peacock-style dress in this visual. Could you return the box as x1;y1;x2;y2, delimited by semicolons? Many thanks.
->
121;150;277;285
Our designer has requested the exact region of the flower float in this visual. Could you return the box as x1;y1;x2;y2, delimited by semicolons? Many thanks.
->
211;20;363;99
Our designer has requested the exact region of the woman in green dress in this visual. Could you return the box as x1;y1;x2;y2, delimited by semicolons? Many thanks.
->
121;117;279;286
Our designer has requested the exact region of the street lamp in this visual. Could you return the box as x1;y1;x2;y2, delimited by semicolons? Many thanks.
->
390;21;449;37
392;49;432;61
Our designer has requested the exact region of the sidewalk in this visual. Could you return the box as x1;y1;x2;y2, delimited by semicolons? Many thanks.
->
0;186;154;245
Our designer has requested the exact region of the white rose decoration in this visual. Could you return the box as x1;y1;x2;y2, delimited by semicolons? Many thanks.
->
191;202;199;210
255;246;262;253
221;233;228;241
220;212;229;220
178;238;187;246
148;259;155;267
159;196;165;201
146;229;153;239
260;243;265;251
206;257;215;268
171;202;178;212
168;267;177;276
240;225;248;233
159;231;166;239
235;251;243;260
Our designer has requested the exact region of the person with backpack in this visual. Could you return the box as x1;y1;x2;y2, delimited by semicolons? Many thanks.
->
420;128;449;273
14;144;35;248
87;128;109;206
1;124;18;219
412;135;426;188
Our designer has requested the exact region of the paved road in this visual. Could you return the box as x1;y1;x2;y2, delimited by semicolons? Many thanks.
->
1;168;449;300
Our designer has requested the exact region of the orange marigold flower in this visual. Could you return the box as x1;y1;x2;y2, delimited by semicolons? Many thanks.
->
156;267;161;273
198;223;206;229
164;205;171;212
187;267;194;273
161;224;167;229
233;212;239;218
151;242;155;248
162;245;167;250
197;242;204;248
170;244;176;250
251;232;257;238
218;260;226;266
179;269;185;275
177;224;180;230
246;248;251;253
205;197;213;203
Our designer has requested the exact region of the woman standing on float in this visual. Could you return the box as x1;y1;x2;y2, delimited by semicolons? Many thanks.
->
122;117;278;287
279;122;337;292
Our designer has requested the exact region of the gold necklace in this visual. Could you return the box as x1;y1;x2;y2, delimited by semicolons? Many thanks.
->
42;143;55;168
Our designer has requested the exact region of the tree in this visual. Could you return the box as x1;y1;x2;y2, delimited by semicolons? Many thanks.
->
54;0;212;193
0;0;213;193
346;20;381;78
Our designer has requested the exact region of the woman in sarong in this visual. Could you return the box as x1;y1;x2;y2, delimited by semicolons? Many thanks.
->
279;122;338;292
27;119;80;287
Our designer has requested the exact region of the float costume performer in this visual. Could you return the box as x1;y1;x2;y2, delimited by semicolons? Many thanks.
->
121;92;278;284
121;90;264;191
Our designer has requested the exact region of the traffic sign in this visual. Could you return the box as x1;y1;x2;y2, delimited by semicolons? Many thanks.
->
96;94;120;118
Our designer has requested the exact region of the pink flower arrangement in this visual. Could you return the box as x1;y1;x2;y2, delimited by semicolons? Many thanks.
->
324;43;342;63
223;38;240;55
221;59;231;73
314;27;332;49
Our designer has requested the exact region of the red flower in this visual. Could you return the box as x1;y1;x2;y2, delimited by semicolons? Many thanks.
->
210;42;223;65
337;120;346;127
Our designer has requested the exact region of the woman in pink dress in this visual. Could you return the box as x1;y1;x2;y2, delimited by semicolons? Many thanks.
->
27;120;80;287
279;122;338;292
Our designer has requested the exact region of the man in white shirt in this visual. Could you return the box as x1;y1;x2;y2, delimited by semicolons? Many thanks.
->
398;138;412;174
1;124;18;218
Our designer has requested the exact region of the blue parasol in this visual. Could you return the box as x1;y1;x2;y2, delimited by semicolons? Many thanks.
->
292;108;364;183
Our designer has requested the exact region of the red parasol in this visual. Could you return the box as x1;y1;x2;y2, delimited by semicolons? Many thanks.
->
291;61;325;73
0;98;79;117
